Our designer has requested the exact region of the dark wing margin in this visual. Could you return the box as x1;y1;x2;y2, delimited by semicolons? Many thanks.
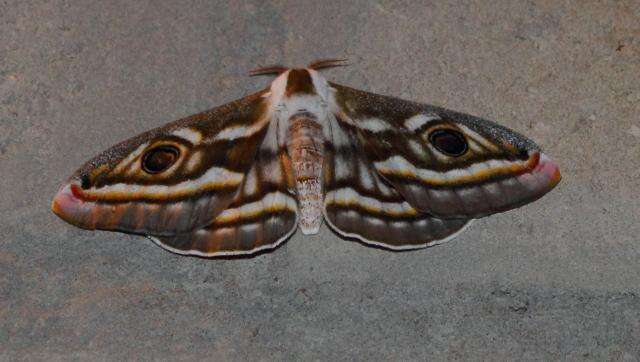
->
149;117;299;257
322;112;471;250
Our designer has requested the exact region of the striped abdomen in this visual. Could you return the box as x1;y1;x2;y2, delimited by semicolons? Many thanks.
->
286;112;325;234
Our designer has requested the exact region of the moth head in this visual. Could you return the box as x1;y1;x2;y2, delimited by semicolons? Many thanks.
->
52;126;241;236
382;113;561;219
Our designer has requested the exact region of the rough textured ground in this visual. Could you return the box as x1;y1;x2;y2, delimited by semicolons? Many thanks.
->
1;0;639;360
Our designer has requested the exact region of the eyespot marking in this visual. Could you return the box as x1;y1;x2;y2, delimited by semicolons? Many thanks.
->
429;129;468;157
142;146;180;174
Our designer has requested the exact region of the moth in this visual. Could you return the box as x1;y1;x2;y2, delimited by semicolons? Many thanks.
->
52;59;561;257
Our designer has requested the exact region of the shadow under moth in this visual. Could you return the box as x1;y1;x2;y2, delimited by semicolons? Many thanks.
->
52;59;561;257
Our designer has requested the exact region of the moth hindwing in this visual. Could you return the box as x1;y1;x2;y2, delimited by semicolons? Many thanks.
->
52;65;561;257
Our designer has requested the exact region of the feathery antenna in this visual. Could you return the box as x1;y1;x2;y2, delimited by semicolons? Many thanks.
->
249;58;349;77
248;65;289;77
308;58;349;70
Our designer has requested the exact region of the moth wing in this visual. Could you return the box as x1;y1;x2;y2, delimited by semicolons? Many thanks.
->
323;114;470;249
150;117;299;256
330;83;561;219
52;90;277;236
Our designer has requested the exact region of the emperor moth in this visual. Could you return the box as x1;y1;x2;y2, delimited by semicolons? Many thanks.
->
52;60;561;257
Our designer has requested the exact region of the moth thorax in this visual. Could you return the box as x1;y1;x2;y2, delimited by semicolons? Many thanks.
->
286;112;325;235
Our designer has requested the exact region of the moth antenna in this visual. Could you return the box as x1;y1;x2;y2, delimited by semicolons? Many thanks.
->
249;65;289;77
308;58;349;70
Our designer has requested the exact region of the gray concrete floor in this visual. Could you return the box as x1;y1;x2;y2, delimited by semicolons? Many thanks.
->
1;0;639;360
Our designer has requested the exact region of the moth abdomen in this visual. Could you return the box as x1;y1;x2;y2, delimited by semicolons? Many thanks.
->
286;112;326;235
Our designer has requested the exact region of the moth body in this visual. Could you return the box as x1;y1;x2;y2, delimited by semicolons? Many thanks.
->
52;62;561;257
271;68;333;235
286;112;325;234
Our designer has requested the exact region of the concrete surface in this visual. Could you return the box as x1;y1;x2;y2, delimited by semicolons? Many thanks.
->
1;0;639;360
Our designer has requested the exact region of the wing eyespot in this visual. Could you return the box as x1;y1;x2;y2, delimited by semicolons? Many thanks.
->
141;145;180;174
428;129;468;157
